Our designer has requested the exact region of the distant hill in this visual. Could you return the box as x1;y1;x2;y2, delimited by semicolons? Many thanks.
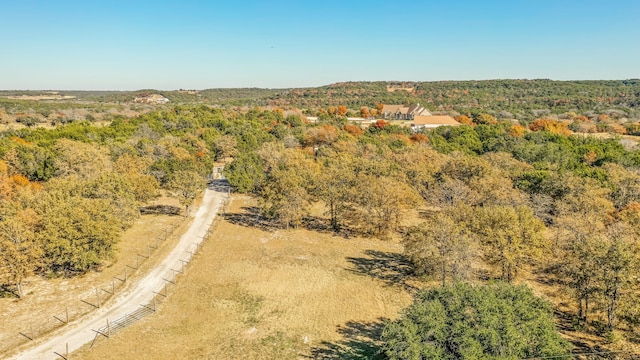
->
2;80;639;116
0;88;288;105
261;80;640;115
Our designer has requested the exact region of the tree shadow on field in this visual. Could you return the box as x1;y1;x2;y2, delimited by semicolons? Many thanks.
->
0;284;19;298
207;179;229;192
139;204;182;216
222;206;278;231
553;308;621;357
309;319;387;360
301;215;356;239
346;250;418;292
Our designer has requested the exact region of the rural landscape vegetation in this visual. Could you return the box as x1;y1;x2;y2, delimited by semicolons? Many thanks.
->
2;79;640;358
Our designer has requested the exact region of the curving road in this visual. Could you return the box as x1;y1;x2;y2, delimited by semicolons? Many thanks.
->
9;181;228;360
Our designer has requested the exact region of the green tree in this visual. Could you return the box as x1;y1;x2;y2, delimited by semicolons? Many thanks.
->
381;283;571;359
224;152;265;193
37;195;122;274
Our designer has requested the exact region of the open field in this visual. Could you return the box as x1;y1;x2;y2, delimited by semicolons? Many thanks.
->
72;195;417;359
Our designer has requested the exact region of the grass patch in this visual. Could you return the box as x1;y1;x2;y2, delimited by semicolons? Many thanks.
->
72;195;415;359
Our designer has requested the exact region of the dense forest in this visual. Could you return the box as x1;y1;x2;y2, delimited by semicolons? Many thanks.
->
3;80;640;355
266;79;640;116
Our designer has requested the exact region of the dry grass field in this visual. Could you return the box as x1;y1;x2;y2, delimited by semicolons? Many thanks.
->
72;195;417;360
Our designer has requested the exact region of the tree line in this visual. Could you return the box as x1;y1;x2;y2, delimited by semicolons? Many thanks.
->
0;106;232;297
222;113;640;338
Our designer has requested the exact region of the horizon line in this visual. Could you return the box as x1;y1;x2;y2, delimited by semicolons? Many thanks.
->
1;78;639;92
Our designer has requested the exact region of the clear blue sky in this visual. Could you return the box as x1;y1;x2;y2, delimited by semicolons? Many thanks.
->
1;0;639;90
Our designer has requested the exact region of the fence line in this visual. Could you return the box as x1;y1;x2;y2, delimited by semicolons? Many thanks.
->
3;217;187;357
87;182;231;350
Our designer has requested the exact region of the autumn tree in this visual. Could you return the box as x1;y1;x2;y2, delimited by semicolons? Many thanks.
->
368;120;386;132
509;124;526;137
113;153;159;204
470;206;547;282
360;106;371;118
529;118;572;136
600;222;638;330
167;170;205;216
403;212;474;286
391;147;446;202
603;163;640;209
454;114;473;125
313;161;356;232
472;113;497;125
54;139;111;179
343;124;363;137
259;168;313;229
303;125;339;147
258;144;318;229
349;175;420;237
212;135;238;163
0;210;42;297
554;176;615;324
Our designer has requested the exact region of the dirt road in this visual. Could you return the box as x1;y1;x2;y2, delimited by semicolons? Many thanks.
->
9;181;228;360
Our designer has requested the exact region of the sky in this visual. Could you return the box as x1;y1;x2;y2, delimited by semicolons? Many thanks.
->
1;0;639;90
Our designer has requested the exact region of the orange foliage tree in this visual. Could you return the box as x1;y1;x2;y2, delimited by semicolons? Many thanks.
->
337;105;348;116
455;115;473;125
344;124;363;137
529;119;572;136
410;133;429;143
509;125;526;137
473;113;497;125
360;107;371;118
373;119;389;130
583;150;598;165
304;125;339;146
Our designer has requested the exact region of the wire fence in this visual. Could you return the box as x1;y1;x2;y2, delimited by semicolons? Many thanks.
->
85;181;230;353
1;217;188;358
4;180;231;359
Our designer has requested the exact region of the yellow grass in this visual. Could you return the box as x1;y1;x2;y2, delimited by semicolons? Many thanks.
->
72;195;416;359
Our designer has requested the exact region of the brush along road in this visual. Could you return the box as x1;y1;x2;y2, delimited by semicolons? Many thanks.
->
9;181;228;360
